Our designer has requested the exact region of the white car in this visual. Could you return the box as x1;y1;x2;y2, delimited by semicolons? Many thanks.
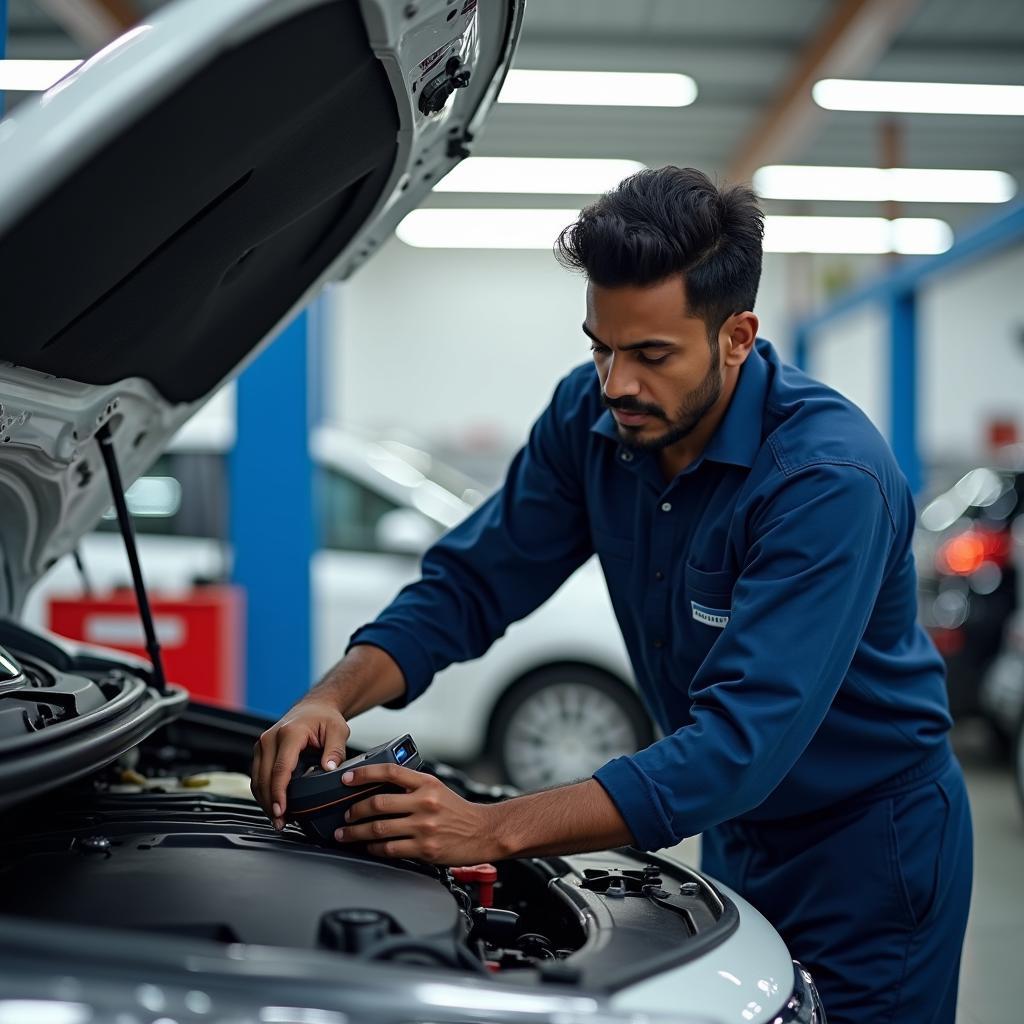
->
0;2;825;1021
311;427;653;789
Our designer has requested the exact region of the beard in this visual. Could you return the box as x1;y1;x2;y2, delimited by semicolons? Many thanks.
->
603;345;723;452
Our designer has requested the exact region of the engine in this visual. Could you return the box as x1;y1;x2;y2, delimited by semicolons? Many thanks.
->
0;669;730;986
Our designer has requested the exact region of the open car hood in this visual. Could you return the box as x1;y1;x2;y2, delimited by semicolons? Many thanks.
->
0;0;523;618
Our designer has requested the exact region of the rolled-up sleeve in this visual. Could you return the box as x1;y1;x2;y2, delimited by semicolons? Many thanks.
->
348;373;595;705
594;462;895;850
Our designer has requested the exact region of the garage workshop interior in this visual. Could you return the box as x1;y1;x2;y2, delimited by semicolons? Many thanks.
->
0;2;1022;1023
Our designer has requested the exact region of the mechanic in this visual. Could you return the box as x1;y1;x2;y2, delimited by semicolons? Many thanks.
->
253;166;972;1023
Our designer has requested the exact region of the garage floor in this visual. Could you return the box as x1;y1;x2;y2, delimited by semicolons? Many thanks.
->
949;724;1021;1024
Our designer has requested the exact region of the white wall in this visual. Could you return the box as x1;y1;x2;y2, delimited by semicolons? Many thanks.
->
802;241;1024;468
807;305;891;437
919;243;1024;462
328;239;789;450
329;240;587;450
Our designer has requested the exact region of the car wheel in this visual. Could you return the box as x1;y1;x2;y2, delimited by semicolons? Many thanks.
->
490;666;654;791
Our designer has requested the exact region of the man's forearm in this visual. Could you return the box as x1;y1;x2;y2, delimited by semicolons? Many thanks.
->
488;778;636;859
306;643;406;718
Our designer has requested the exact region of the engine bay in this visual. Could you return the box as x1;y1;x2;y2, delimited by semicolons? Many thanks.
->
0;639;735;990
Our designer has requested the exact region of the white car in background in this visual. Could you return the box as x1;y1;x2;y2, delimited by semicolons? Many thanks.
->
25;423;652;789
310;427;652;788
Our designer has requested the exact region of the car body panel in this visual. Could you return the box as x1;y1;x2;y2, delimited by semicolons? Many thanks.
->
612;880;794;1023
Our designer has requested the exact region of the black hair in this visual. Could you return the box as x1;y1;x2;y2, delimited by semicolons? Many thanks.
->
555;166;764;339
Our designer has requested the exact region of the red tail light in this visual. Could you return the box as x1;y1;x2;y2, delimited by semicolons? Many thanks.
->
936;527;1011;576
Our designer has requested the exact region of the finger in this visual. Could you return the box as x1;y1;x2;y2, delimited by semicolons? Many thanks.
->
255;735;276;814
335;816;408;845
269;730;310;825
344;792;412;823
341;763;425;790
320;719;349;772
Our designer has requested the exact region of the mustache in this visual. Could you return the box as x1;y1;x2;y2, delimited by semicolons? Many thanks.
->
601;394;667;420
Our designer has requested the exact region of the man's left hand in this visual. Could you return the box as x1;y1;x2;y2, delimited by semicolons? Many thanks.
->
334;763;501;866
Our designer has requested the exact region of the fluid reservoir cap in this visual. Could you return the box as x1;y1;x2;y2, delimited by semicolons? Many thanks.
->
451;863;497;907
318;908;392;953
451;864;497;884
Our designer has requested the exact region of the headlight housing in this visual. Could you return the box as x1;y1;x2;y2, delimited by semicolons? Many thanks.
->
774;961;826;1023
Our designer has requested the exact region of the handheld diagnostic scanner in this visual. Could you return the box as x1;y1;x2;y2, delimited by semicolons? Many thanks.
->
286;734;423;843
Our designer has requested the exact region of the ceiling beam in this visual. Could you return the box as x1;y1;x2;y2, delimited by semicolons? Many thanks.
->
726;0;921;184
34;0;142;52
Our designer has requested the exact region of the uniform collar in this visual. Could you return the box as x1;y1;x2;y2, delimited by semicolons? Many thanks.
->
701;339;769;469
590;338;770;471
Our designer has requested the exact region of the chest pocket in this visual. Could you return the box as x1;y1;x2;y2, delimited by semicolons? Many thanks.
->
683;563;736;634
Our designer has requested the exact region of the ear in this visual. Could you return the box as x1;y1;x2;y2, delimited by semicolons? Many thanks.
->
721;311;758;367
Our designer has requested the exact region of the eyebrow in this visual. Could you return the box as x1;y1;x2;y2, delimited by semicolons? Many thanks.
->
581;323;678;352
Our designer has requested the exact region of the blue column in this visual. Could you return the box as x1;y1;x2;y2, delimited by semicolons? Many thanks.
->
230;308;318;716
889;289;922;496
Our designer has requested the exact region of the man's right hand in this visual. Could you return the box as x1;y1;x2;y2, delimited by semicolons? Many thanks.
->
249;644;408;830
251;699;351;829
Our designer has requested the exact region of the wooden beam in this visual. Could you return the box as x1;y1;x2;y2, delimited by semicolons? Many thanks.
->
34;0;142;52
726;0;921;183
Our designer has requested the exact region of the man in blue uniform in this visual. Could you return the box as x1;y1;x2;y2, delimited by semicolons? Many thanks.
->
253;167;972;1022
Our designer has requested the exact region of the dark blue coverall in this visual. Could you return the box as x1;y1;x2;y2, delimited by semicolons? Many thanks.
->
351;339;973;1022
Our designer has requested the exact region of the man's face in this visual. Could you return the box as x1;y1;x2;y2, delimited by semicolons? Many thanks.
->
584;275;724;451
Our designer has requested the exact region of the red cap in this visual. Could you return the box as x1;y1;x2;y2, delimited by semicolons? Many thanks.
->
451;863;498;907
451;864;498;883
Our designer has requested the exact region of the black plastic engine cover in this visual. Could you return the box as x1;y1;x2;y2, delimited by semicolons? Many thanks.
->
0;813;459;949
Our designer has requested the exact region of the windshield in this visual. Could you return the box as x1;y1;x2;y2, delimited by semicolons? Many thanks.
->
95;452;228;540
374;439;486;507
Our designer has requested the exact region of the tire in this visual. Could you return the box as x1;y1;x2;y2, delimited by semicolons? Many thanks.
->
489;666;654;791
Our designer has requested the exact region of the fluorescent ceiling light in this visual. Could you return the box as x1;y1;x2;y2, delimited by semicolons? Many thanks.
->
498;69;696;107
397;209;952;255
397;208;579;249
754;165;1016;204
764;215;952;254
813;78;1024;116
0;59;82;91
434;157;645;194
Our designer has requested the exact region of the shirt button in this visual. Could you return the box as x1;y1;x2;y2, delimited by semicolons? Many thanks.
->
660;502;672;512
655;570;664;581
653;639;664;649
620;450;634;462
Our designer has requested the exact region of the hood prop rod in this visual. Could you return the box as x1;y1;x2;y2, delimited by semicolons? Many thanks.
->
96;422;167;695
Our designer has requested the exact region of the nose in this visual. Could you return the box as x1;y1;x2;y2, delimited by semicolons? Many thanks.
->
602;352;640;400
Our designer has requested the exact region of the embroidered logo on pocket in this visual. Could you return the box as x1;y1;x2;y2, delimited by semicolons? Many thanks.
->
691;601;730;629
